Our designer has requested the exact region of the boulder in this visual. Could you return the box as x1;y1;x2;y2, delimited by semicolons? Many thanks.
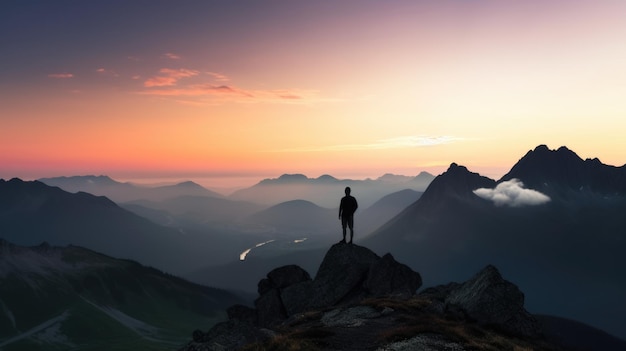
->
280;280;314;316
267;264;311;289
366;253;422;298
445;265;541;338
309;243;380;308
179;319;273;351
254;288;286;327
257;278;273;295
256;243;422;323
227;304;257;325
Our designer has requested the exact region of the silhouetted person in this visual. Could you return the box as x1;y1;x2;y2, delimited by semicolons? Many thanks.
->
339;186;358;244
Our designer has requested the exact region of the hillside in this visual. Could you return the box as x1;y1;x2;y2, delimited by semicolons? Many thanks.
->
0;239;242;351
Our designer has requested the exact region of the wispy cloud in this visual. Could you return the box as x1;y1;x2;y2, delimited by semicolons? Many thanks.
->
96;68;119;77
48;73;74;79
206;71;230;82
163;52;181;60
138;66;324;105
375;136;464;148
473;179;551;207
273;135;465;152
140;84;252;97
143;68;199;87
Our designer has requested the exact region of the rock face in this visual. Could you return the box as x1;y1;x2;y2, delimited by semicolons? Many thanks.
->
254;264;312;327
366;253;423;298
443;265;541;338
181;248;545;351
181;243;423;350
255;243;422;326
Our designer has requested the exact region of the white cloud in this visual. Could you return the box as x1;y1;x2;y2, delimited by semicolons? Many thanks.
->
273;135;464;152
473;179;550;207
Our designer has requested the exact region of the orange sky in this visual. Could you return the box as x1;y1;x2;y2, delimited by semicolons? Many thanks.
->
2;0;625;187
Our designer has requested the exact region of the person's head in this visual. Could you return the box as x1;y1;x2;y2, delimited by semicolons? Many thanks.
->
345;186;351;195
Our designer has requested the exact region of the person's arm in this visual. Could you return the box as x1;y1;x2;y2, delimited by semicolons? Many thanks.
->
338;198;343;219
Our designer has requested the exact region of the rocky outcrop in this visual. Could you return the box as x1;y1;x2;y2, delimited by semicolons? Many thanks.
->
181;249;548;351
253;243;422;326
185;320;274;351
180;243;422;350
423;264;542;338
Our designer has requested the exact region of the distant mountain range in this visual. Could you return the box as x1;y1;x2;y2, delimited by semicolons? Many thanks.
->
38;173;434;210
243;200;337;235
363;145;626;339
38;175;223;203
0;178;263;275
123;195;264;229
229;172;434;208
0;239;242;351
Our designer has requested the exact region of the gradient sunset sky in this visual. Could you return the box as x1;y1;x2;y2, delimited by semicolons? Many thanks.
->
2;0;625;187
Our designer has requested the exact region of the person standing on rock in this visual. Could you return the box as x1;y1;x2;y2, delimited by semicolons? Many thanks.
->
339;186;358;244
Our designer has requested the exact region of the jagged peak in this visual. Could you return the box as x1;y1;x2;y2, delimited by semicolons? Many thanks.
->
418;163;495;204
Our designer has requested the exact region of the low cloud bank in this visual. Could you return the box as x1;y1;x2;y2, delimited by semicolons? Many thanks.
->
473;179;550;207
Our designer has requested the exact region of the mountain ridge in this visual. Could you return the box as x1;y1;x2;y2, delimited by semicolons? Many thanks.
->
363;145;626;339
38;175;224;203
500;144;626;196
229;172;434;208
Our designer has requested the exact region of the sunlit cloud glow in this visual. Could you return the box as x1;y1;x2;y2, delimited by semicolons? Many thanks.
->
48;73;74;79
139;84;252;97
163;52;181;60
96;68;119;77
143;68;199;87
206;72;230;82
274;136;465;152
473;179;551;207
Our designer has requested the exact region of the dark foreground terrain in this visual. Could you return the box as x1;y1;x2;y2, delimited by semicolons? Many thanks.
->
179;243;626;351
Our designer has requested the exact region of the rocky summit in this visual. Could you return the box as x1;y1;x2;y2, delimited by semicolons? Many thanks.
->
177;243;577;351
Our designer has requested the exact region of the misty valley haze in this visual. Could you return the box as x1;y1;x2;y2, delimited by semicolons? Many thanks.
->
1;145;626;349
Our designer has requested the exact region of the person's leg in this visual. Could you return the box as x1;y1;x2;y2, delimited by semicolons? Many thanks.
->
348;216;354;243
341;217;347;243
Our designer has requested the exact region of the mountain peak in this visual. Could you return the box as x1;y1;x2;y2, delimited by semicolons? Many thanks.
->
259;174;309;185
501;145;626;194
446;162;468;173
174;180;203;188
419;163;495;204
316;174;338;182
